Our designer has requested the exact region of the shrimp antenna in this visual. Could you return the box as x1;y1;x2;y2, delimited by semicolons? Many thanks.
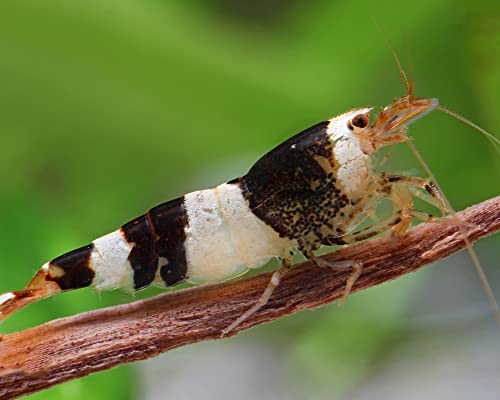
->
372;18;413;99
437;105;500;152
404;33;416;101
372;19;500;324
405;137;500;325
377;21;499;152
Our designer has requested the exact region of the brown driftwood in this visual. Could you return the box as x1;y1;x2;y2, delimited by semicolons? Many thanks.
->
0;197;498;399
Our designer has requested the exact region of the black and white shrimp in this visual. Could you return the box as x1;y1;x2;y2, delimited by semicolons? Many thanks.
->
1;58;498;335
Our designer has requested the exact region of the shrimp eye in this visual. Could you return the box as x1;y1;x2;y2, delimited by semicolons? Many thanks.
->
349;113;370;130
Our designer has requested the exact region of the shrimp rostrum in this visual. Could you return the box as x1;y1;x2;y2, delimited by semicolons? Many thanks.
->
0;81;497;335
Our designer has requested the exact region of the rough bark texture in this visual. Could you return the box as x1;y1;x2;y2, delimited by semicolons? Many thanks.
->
0;197;499;400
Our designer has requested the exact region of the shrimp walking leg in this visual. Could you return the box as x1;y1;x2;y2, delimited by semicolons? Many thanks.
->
221;258;292;336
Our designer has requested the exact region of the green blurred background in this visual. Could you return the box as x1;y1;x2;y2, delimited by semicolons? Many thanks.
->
0;1;499;399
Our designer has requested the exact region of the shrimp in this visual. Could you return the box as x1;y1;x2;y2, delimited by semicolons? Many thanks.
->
1;46;498;336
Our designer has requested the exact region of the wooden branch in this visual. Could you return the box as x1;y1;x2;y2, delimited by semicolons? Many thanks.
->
0;197;499;399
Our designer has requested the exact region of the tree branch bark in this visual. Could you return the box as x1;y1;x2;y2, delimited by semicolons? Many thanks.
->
0;197;499;399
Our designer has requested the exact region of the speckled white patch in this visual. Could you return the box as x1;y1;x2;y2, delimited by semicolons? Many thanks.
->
184;183;294;284
327;108;373;198
91;230;134;290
